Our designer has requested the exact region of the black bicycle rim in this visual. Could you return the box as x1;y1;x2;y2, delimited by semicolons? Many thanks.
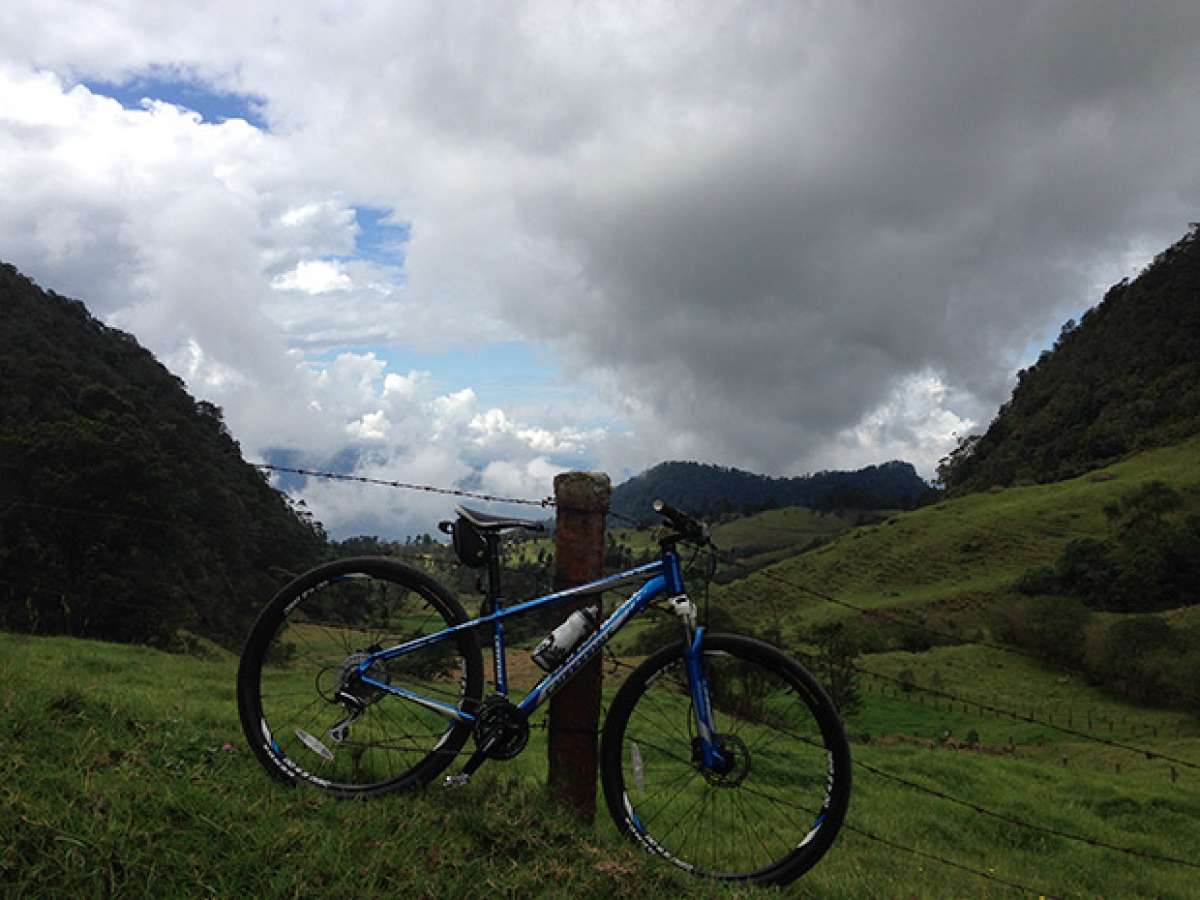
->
601;634;850;885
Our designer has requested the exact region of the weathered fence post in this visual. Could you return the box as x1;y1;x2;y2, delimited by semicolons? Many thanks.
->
548;471;611;821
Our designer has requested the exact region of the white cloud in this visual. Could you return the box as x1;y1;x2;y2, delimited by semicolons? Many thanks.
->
826;371;978;476
344;410;391;442
272;259;354;294
295;445;477;539
479;457;566;504
171;338;249;392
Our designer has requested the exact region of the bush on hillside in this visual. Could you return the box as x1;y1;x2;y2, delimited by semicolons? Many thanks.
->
1015;482;1200;613
995;595;1092;666
1086;616;1200;709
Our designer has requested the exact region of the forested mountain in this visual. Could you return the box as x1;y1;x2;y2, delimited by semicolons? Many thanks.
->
611;459;929;522
941;225;1200;494
0;264;326;648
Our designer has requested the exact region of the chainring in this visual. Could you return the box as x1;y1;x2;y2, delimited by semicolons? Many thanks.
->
474;695;530;760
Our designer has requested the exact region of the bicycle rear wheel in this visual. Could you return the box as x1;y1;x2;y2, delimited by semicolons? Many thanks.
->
600;633;850;885
237;557;484;797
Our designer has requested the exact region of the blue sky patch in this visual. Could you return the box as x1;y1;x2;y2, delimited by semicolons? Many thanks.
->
308;341;574;412
300;339;616;433
352;206;410;267
83;71;268;129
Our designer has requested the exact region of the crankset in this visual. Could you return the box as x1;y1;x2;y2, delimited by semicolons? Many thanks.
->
474;695;530;760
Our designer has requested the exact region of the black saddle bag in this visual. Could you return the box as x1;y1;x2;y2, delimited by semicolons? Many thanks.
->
448;516;488;568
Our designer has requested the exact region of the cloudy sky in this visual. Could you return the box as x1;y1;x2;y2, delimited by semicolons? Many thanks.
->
3;2;1199;537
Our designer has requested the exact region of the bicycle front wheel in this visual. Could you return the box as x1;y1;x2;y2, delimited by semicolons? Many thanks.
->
600;633;850;885
237;557;484;797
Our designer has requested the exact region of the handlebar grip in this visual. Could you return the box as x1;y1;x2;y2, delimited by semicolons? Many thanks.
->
652;499;709;544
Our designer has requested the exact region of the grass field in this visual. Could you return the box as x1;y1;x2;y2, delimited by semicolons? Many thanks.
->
714;435;1200;640
4;624;1198;898
504;507;855;572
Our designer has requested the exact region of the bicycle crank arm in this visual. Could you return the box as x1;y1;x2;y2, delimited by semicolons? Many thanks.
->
442;740;496;788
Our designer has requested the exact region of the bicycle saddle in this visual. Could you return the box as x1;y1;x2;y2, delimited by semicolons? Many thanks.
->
454;505;545;532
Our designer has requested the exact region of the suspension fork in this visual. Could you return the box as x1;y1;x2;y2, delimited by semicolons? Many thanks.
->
664;545;724;771
677;613;725;770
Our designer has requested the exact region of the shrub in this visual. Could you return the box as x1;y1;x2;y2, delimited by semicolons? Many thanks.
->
808;622;863;715
1090;615;1188;706
1056;538;1118;604
996;595;1092;666
1016;565;1058;596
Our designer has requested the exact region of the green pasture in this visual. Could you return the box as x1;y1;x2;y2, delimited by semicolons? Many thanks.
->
716;435;1200;637
4;627;1199;898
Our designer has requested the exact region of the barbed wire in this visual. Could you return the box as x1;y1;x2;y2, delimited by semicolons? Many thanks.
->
840;820;1060;898
853;756;1200;868
254;463;555;507
849;662;1200;772
255;463;651;531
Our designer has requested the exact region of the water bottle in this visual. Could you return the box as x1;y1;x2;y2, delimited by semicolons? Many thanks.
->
531;606;598;671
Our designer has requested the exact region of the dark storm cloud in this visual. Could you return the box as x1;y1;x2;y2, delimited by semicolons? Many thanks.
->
496;1;1200;471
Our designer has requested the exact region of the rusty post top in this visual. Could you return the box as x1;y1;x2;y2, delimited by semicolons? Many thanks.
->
553;471;611;512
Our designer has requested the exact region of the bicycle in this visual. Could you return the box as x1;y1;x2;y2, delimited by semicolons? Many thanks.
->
237;499;851;885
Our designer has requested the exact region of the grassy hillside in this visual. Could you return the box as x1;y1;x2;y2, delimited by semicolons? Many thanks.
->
717;434;1200;638
4;623;1198;897
0;632;690;899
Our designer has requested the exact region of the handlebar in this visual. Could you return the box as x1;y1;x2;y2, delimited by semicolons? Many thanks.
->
652;499;710;546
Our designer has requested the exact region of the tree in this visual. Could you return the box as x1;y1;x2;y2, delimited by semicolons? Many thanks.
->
809;623;862;715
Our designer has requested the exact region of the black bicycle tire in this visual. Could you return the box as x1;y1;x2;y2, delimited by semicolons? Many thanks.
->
237;556;484;797
600;633;851;885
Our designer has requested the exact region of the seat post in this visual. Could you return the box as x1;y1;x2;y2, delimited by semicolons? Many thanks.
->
483;530;509;695
484;532;504;610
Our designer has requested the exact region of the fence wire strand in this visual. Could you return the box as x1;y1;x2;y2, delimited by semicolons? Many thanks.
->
841;821;1061;899
254;463;555;507
853;756;1200;869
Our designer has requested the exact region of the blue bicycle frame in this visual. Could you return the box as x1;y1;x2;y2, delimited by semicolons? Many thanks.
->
350;548;724;776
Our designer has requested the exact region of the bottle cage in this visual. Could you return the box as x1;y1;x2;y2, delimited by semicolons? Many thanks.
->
450;516;489;568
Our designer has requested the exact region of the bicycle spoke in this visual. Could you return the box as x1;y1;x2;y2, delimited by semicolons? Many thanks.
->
602;635;849;884
240;559;483;795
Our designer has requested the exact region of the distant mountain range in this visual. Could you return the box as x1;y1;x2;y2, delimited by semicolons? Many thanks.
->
610;459;930;523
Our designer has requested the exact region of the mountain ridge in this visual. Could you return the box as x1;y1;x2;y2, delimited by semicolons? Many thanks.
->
0;262;325;648
610;458;929;522
941;224;1200;494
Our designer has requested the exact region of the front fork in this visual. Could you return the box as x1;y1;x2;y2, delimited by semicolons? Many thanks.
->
669;594;725;771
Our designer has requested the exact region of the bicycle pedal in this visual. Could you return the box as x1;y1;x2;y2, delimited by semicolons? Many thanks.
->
442;773;471;789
